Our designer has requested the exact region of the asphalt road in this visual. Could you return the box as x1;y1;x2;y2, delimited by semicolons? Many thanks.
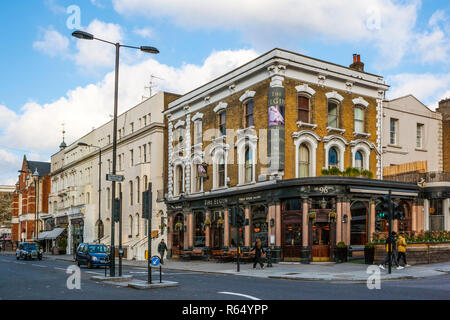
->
0;255;449;300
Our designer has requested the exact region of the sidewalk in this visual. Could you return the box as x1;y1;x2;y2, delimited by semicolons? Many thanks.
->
3;251;449;282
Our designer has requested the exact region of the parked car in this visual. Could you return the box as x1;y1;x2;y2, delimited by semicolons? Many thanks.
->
75;243;109;268
16;242;43;261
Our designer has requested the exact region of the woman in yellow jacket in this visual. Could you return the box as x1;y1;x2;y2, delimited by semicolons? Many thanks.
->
397;233;410;267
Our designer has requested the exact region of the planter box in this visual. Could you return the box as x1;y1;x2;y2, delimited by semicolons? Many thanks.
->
374;243;450;265
364;247;374;264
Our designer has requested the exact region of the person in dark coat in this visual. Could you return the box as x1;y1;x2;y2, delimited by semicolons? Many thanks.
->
252;238;265;269
379;231;403;270
158;239;168;264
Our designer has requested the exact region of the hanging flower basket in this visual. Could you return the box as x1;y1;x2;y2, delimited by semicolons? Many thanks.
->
328;211;336;222
218;217;224;225
308;212;316;219
175;222;183;231
204;219;211;226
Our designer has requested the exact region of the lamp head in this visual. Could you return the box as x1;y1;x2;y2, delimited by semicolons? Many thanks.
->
72;30;94;40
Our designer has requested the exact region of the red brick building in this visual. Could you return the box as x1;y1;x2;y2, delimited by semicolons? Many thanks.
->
11;156;51;243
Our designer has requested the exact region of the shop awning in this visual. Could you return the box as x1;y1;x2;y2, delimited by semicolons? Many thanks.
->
38;228;64;240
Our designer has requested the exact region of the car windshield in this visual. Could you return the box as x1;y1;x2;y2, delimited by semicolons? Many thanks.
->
24;243;37;250
88;245;108;253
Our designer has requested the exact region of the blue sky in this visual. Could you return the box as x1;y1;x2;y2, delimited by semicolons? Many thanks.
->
0;0;449;184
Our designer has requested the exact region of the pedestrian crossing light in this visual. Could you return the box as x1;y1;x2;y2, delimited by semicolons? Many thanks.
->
376;194;390;220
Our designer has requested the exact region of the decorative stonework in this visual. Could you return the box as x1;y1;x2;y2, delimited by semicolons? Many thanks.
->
352;97;369;108
239;90;256;102
295;84;316;97
191;112;204;122
325;91;344;102
213;102;227;113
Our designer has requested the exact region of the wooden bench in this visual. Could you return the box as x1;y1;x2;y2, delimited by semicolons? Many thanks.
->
190;249;204;260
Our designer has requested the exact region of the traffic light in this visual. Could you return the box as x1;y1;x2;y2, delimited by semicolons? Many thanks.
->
142;189;152;219
113;198;120;222
393;202;404;220
377;194;389;220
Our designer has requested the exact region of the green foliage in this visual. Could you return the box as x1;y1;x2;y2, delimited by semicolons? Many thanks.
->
328;167;342;176
321;167;373;179
364;242;374;249
337;241;346;248
57;237;67;249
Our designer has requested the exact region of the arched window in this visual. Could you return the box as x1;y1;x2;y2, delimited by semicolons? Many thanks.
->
129;215;133;236
106;188;110;209
354;107;365;133
297;96;310;122
328;147;338;168
355;151;363;170
218;111;226;136
298;144;310;177
135;213;140;236
176;165;184;195
218;154;226;187
143;175;148;191
327;101;339;128
244;99;254;127
244;147;253;183
129;181;133;205
136;177;140;204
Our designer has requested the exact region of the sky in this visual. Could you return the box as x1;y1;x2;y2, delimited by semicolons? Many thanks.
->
0;0;448;185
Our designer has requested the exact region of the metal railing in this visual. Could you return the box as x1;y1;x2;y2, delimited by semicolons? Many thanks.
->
384;171;450;184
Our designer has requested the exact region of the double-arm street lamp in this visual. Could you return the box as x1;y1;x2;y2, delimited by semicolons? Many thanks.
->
77;142;102;243
72;30;159;277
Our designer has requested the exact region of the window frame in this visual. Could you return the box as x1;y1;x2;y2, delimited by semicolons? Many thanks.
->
354;106;365;133
297;95;310;123
327;100;339;128
244;99;254;128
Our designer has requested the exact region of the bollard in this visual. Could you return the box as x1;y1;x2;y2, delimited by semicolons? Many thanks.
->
266;247;273;268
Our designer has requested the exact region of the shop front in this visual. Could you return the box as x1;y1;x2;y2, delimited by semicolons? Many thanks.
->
166;177;421;263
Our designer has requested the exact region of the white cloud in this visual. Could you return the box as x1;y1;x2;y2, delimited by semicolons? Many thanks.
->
112;0;419;69
74;19;124;69
0;48;257;153
91;0;106;8
33;27;70;57
0;149;20;185
387;73;450;109
133;27;155;39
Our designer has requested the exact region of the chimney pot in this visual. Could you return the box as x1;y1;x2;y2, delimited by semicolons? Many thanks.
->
357;54;361;62
353;54;357;63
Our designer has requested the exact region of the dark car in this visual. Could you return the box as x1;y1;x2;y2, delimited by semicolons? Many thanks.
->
75;243;109;268
16;242;43;260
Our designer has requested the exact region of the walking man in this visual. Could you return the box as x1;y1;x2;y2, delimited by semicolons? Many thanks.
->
252;238;265;269
158;239;168;264
379;231;403;270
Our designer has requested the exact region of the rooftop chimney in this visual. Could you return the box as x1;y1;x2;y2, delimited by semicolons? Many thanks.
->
350;53;364;72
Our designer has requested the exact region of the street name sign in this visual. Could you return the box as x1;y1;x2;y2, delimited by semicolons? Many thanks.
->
106;174;125;182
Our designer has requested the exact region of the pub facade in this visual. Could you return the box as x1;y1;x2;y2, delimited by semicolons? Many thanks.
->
163;49;424;263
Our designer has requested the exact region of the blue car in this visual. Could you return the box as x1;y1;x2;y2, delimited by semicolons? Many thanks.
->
75;243;109;268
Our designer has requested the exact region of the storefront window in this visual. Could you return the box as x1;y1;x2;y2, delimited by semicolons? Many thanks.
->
429;199;444;231
194;211;205;247
284;199;302;211
251;206;268;247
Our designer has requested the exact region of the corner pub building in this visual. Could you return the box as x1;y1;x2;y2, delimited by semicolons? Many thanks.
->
163;49;422;263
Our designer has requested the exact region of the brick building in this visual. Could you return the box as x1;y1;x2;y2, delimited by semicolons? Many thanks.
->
11;156;51;243
163;49;422;263
437;98;450;173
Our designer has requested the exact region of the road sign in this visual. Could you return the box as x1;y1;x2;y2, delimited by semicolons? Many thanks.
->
151;255;160;267
106;174;124;182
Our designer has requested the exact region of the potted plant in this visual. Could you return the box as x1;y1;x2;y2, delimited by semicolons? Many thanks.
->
57;237;67;255
364;242;375;264
335;241;347;263
308;212;316;224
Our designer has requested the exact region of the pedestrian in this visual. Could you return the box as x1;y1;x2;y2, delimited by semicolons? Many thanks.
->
397;232;410;267
379;231;403;270
158;239;168;264
252;238;265;269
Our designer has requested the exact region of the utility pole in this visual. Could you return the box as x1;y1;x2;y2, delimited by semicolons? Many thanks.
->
388;190;392;274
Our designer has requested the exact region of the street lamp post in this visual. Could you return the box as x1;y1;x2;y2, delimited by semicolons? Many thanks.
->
32;169;40;241
72;30;159;277
78;142;102;243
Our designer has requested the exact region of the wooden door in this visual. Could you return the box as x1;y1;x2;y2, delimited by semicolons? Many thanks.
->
282;223;302;261
312;223;330;262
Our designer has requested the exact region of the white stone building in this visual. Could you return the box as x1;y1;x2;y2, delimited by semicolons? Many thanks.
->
49;91;179;260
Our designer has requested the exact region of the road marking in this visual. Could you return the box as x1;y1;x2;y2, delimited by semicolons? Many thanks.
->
54;267;66;271
14;262;26;265
218;292;261;300
32;264;47;268
85;271;103;275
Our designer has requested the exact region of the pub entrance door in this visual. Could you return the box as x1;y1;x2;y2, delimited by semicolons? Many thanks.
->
312;222;330;262
172;213;184;256
282;210;302;261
